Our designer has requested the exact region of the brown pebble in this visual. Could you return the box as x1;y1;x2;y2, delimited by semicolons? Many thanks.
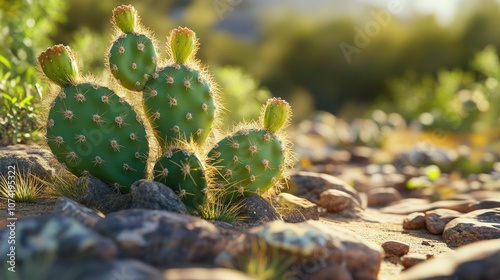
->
382;240;410;257
403;212;426;229
401;253;427;268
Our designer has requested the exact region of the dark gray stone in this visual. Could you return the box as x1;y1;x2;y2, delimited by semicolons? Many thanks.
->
94;209;225;267
79;177;131;213
0;144;58;179
237;194;283;228
130;180;187;214
52;196;104;228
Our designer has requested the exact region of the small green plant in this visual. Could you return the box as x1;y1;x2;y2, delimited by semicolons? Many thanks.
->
198;197;245;224
36;170;87;200
0;168;43;203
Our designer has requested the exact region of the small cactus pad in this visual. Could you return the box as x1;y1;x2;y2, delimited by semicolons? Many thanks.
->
153;146;208;212
143;64;215;147
263;97;291;133
169;26;197;64
207;129;285;203
38;44;78;87
112;4;137;33
46;83;148;193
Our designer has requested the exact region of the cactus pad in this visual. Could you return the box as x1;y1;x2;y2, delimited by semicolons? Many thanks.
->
153;146;208;212
46;83;148;193
38;45;78;87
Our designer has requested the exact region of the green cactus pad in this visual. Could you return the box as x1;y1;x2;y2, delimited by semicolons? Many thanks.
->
153;146;208;212
46;83;148;193
207;129;285;203
112;5;137;33
170;27;196;64
109;33;157;91
263;97;291;133
38;45;78;87
143;64;215;147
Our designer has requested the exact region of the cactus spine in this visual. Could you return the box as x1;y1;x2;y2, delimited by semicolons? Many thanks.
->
108;4;157;91
39;45;149;193
143;27;216;148
208;98;293;203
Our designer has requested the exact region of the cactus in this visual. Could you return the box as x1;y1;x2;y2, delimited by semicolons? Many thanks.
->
153;145;209;213
207;98;293;203
38;45;149;193
143;27;216;148
108;4;157;91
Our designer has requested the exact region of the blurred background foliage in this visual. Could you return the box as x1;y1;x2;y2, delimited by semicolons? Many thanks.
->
1;0;500;146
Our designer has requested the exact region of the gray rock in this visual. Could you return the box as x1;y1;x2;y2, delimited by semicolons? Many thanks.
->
217;220;382;280
424;209;462;235
130;180;187;214
79;177;132;213
367;187;401;206
272;193;319;222
288;171;363;206
320;189;360;213
403;212;426;230
94;209;225;267
52;196;104;228
237;194;283;228
443;208;500;247
0;215;116;263
401;239;500;280
0;144;58;179
163;268;257;280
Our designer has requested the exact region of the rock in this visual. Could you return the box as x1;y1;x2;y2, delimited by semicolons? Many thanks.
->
288;171;363;206
273;193;319;221
52;196;104;228
79;177;132;213
400;253;428;269
403;212;426;230
467;199;500;212
217;220;382;280
400;239;500;280
443;208;500;247
424;209;462;235
320;189;360;213
381;240;410;257
130;180;187;214
381;198;474;215
94;209;225;267
367;187;401;206
0;215;116;262
276;207;307;223
308;264;353;280
0;144;58;179
237;194;283;228
163;268;257;280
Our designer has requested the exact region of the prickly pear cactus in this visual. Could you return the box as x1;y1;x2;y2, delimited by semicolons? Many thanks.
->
208;98;293;202
39;45;148;193
108;4;157;91
143;27;216;148
153;145;208;212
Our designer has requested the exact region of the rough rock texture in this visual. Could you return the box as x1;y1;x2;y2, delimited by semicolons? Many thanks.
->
289;171;363;206
163;268;257;280
216;220;382;280
237;194;283;228
424;209;462;235
79;177;132;213
94;209;225;267
400;253;428;269
403;212;426;230
401;239;500;280
381;240;410;257
0;145;58;179
320;189;360;213
0;215;116;262
467;199;500;212
130;180;187;214
272;192;319;221
52;196;104;228
367;187;401;207
443;208;500;247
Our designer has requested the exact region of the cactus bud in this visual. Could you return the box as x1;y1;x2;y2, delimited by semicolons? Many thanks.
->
263;97;291;133
112;4;137;33
37;44;78;87
169;26;196;64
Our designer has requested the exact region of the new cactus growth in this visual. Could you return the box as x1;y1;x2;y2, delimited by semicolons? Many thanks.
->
153;145;208;213
208;98;293;203
39;45;149;193
108;4;157;91
143;27;216;148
